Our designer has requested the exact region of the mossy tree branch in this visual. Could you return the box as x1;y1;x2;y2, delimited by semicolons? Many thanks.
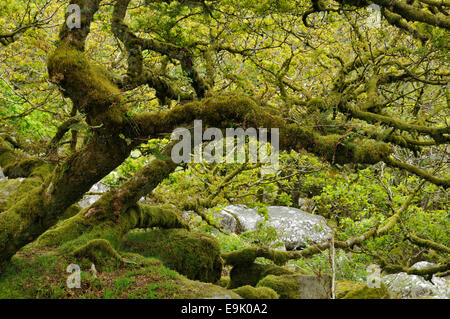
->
222;187;423;266
337;0;450;29
0;134;133;271
382;260;450;276
384;156;449;189
406;233;450;254
131;96;394;165
83;142;178;220
336;101;450;144
111;0;208;99
46;118;80;155
381;8;429;42
35;143;185;249
36;203;188;252
376;182;424;236
371;0;450;29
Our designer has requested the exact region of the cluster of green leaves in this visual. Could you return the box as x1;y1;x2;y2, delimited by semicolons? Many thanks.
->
313;167;449;267
101;138;169;188
103;130;448;278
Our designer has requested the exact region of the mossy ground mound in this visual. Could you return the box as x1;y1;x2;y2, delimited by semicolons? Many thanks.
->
232;285;279;299
0;247;238;299
119;228;223;283
335;280;390;299
257;274;331;299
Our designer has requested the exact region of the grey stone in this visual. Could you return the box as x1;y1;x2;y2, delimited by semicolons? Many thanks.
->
220;205;264;233
89;182;109;193
411;261;437;270
266;206;332;250
382;273;434;298
219;205;331;250
382;262;450;299
0;166;5;180
431;276;450;299
78;195;101;209
294;275;332;299
212;210;239;233
78;182;109;208
217;205;332;250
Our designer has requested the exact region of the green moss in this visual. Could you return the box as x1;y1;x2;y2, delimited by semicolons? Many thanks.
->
35;209;92;248
256;275;299;299
72;238;122;269
47;43;120;113
0;252;67;298
2;160;26;177
233;285;279;299
136;204;189;230
47;42;129;131
3;158;46;178
307;98;327;112
0;184;54;270
354;139;392;164
335;280;390;299
4;175;49;209
257;274;331;299
60;204;81;221
177;280;241;299
0;152;18;170
0;248;238;299
335;280;365;298
30;163;54;180
0;160;53;212
34;203;189;264
217;276;230;288
0;178;23;211
120;228;223;283
0;137;19;168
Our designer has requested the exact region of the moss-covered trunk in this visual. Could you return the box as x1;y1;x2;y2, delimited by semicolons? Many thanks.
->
0;0;132;270
0;134;132;270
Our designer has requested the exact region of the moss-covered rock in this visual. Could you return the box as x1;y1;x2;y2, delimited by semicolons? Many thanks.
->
120;228;223;283
0;163;54;212
217;276;230;288
335;280;390;299
257;274;331;299
233;285;279;299
72;238;122;270
228;262;297;289
3;158;47;179
0;178;23;211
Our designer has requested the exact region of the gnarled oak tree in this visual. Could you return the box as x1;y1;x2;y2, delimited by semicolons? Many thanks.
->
0;0;448;285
